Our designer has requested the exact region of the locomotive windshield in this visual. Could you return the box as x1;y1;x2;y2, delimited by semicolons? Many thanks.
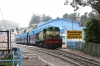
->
45;27;60;39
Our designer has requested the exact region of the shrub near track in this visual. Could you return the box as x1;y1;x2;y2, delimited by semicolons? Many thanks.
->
83;18;100;56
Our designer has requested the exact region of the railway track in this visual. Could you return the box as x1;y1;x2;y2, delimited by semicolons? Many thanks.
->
58;50;100;66
30;47;100;66
14;44;100;66
14;45;80;66
30;47;80;66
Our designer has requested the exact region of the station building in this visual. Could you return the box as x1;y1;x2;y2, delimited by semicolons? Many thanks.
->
33;18;85;44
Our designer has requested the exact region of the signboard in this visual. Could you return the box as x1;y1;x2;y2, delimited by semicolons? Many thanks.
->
67;30;82;39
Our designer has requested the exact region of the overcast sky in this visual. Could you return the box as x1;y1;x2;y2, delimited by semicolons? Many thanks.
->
0;0;92;27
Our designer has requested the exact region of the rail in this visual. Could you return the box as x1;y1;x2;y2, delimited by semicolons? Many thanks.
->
0;48;22;66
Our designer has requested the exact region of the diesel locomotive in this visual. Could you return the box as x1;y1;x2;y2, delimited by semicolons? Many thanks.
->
15;26;62;49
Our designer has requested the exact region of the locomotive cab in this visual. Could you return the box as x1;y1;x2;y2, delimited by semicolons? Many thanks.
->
45;26;62;48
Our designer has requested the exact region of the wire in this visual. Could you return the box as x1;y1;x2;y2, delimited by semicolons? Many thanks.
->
0;8;7;30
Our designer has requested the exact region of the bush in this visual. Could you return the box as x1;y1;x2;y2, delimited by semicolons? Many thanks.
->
84;18;100;43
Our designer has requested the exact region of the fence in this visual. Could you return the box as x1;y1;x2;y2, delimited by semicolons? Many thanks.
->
83;43;100;56
0;48;22;66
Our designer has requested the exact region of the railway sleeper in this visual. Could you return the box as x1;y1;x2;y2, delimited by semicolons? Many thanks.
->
65;54;100;66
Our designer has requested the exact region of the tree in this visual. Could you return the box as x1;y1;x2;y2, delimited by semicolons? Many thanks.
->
29;14;41;25
41;14;52;22
88;12;95;19
80;12;88;26
80;15;86;26
29;14;52;26
88;12;100;19
63;13;68;19
23;29;26;33
84;18;100;43
64;0;100;13
95;13;100;18
16;27;19;33
0;20;19;30
67;13;77;20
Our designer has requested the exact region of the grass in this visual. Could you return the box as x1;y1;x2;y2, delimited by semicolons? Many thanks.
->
3;55;17;66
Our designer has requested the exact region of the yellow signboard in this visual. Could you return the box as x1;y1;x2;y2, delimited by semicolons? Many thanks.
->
67;30;82;39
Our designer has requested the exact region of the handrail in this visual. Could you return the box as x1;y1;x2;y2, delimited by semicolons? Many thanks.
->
0;48;22;66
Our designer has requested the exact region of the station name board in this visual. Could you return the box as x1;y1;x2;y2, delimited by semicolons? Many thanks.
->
67;30;82;39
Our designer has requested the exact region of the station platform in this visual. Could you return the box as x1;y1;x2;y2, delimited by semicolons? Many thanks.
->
22;52;51;66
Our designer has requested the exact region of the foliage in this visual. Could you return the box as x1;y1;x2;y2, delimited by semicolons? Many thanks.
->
88;12;95;18
41;14;52;22
64;0;100;13
0;20;19;31
84;18;100;43
63;13;77;20
16;27;19;33
68;13;77;20
29;14;52;26
80;12;88;26
63;13;68;19
29;14;41;25
62;12;100;26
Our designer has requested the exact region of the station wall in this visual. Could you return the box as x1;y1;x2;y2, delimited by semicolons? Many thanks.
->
33;18;85;44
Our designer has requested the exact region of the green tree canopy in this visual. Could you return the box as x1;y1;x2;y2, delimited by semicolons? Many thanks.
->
84;18;100;43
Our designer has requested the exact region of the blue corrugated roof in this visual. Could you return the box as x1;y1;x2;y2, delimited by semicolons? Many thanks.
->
28;31;33;36
20;33;27;37
15;33;27;38
37;18;81;28
16;18;84;39
34;28;42;34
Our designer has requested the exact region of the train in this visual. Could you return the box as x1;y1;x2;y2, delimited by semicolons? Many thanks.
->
15;26;62;49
